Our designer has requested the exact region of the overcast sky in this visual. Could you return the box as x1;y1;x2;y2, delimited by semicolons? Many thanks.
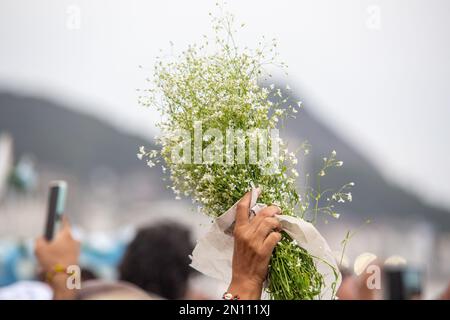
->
1;0;449;210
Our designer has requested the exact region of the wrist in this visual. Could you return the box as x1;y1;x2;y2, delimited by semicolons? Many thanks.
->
50;273;77;300
44;263;78;300
228;275;263;300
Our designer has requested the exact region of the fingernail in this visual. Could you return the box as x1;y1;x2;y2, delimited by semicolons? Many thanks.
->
272;202;281;213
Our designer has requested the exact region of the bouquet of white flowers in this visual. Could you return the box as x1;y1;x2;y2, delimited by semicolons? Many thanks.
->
138;8;353;300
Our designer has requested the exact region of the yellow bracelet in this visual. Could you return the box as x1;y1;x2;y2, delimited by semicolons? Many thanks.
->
45;263;68;283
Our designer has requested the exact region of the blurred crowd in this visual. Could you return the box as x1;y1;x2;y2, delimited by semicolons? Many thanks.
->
0;220;206;300
0;212;450;300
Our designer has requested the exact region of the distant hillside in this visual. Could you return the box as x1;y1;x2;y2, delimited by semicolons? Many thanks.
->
0;91;172;206
275;86;450;229
1;90;449;229
0;92;151;180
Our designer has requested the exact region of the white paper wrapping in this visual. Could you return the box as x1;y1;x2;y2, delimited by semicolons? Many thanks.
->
190;188;341;300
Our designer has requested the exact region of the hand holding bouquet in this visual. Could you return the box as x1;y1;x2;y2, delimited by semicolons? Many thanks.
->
227;189;283;300
138;8;353;299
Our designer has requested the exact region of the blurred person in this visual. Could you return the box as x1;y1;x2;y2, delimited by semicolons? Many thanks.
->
356;259;383;300
438;282;450;300
336;268;358;300
118;222;195;300
33;216;157;300
80;268;99;282
34;216;80;299
76;280;156;300
1;218;81;300
0;280;52;300
35;217;158;300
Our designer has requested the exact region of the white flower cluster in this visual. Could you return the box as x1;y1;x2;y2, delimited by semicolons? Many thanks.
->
137;12;354;223
137;7;354;300
138;11;303;217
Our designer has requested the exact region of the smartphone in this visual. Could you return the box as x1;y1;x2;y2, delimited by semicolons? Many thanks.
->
44;180;67;241
384;267;422;300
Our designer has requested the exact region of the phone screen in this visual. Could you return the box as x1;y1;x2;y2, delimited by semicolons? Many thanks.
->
44;181;67;241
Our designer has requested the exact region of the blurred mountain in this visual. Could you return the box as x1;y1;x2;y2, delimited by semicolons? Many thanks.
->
0;91;168;203
276;87;450;229
1;90;449;229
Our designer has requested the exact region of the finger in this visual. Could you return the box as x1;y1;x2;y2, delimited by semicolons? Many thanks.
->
250;205;281;229
262;231;282;255
61;215;71;230
34;237;47;250
270;204;282;214
235;191;253;227
255;217;282;241
56;215;73;240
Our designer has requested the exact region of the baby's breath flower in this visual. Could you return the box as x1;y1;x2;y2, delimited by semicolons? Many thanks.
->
137;7;352;301
347;192;353;202
146;160;155;167
332;212;340;219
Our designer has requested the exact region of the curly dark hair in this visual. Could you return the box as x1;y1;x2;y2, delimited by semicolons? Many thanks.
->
118;221;194;300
